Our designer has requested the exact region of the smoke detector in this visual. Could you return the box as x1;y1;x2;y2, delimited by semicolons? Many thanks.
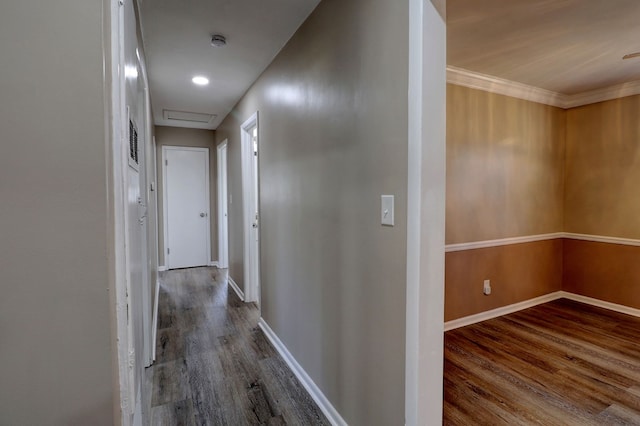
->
211;34;227;47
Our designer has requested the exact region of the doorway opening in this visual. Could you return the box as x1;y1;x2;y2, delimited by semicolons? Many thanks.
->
240;112;260;305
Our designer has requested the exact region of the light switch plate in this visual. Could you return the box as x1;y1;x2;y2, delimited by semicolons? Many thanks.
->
381;195;394;226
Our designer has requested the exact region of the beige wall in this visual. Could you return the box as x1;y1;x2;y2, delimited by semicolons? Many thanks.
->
0;0;115;424
215;0;408;423
564;95;640;239
446;84;565;244
155;126;218;266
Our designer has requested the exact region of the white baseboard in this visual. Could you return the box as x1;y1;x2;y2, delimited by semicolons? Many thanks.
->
258;319;347;426
209;260;220;267
227;276;245;302
444;291;640;331
559;291;640;318
444;292;563;331
158;265;167;272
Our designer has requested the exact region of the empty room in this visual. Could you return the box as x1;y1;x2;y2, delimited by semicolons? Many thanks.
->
443;0;640;424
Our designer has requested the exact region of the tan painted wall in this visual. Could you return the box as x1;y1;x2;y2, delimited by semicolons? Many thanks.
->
215;0;408;423
446;90;640;319
562;95;640;306
0;0;115;424
445;240;563;320
563;239;640;309
446;84;566;244
155;126;218;267
564;95;640;239
445;85;565;320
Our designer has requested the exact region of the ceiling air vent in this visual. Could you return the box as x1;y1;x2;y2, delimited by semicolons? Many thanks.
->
163;109;217;124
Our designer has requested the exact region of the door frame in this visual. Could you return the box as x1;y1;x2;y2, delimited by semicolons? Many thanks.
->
108;0;133;421
217;140;229;269
161;145;211;270
405;0;446;424
240;112;260;304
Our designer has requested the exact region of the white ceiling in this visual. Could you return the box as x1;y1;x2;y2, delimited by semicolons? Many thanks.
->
447;0;640;95
140;0;320;130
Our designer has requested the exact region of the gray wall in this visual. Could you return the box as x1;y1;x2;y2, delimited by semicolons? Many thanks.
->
0;0;115;424
155;126;218;267
215;0;409;423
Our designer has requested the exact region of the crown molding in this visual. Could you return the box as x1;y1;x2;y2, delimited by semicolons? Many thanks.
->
446;65;568;108
446;65;640;109
563;80;640;109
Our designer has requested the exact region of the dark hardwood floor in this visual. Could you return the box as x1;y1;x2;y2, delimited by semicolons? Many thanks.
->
444;298;640;425
147;267;329;425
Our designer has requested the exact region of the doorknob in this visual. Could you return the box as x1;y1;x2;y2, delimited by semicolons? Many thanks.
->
200;212;207;217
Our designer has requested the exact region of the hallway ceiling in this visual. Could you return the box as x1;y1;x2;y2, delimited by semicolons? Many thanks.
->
447;0;640;95
140;0;320;130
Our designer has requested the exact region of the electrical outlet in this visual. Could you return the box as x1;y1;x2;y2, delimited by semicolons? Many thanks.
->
483;279;491;295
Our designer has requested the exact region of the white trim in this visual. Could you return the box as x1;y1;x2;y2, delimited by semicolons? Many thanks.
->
563;233;640;247
406;1;446;424
444;292;563;331
108;0;133;422
151;278;160;362
240;112;260;304
447;65;640;109
161;146;212;269
445;232;640;252
216;140;229;269
258;319;347;426
445;233;564;252
559;291;640;318
227;276;245;302
447;65;566;108
209;261;220;267
564;80;640;109
161;147;169;269
444;291;640;331
157;265;167;272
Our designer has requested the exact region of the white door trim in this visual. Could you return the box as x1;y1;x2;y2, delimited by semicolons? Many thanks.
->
217;140;229;269
161;146;211;270
405;0;446;425
107;0;133;423
240;112;260;304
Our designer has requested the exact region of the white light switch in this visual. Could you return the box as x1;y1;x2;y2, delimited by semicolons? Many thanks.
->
381;195;394;226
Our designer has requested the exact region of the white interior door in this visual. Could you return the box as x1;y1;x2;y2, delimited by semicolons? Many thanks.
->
217;141;229;269
241;113;260;304
163;146;210;269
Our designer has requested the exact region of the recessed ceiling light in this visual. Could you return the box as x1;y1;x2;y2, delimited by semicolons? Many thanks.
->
192;76;209;86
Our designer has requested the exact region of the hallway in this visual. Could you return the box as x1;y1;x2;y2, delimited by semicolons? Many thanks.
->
148;267;329;425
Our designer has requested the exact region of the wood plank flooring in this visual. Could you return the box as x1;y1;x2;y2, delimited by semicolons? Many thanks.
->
146;267;329;425
444;298;640;425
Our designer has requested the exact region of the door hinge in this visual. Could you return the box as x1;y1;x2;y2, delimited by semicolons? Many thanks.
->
118;0;124;6
165;159;168;166
167;248;170;254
